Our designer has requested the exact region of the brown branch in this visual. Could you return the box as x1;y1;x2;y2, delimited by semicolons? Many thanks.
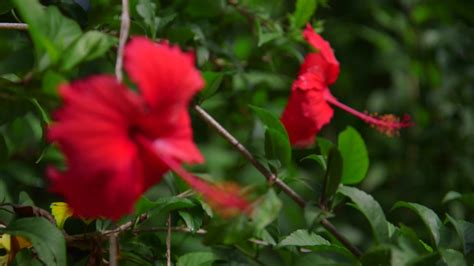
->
115;0;130;82
166;214;172;266
0;23;28;30
108;234;118;266
320;219;362;257
65;213;148;243
193;105;305;207
192;104;362;257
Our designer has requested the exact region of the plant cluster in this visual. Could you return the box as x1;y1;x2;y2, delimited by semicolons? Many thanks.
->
0;0;473;265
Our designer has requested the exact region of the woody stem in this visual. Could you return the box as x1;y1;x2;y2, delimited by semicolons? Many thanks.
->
193;104;362;257
115;0;130;82
0;23;28;30
193;105;305;206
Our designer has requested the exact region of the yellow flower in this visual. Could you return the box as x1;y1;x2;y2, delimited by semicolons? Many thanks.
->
0;232;31;265
50;202;73;229
0;233;11;266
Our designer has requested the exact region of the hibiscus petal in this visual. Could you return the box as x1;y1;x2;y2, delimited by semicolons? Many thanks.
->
49;76;141;173
135;135;250;217
158;152;251;217
48;163;143;220
124;37;205;111
48;75;145;219
303;24;340;85
281;87;334;146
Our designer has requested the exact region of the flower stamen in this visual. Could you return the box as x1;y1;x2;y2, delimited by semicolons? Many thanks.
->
325;94;414;136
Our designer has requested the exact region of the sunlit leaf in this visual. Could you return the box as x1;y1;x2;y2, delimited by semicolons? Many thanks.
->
278;229;330;247
338;126;369;185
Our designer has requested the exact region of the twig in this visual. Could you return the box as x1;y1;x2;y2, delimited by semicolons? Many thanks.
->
134;226;269;246
65;213;148;243
109;234;118;266
0;23;28;30
193;104;362;257
115;0;130;82
105;4;132;262
166;214;172;266
193;105;305;207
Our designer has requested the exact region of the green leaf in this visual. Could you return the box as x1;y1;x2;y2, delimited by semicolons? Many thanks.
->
392;201;442;247
304;204;324;228
13;0;82;71
14;249;44;266
251;189;282;231
18;191;34;205
338;126;369;184
134;196;195;216
30;98;51;125
1;217;66;266
291;0;318;29
360;246;392;266
301;154;327;170
204;216;254;245
264;128;291;167
256;20;283;47
443;191;474;209
200;71;224;100
59;31;115;71
249;105;287;135
294;250;355;266
41;70;66;96
178;210;202;233
446;215;474;255
250;105;291;167
322;147;343;202
440;249;467;266
0;134;9;163
317;137;334;157
338;186;389;243
136;0;159;38
278;229;330;247
177;251;218;266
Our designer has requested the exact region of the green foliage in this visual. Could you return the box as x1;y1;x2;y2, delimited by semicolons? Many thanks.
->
393;201;443;247
338;126;369;185
290;0;318;29
250;105;291;168
0;217;66;266
177;251;218;266
278;229;329;247
0;0;472;264
321;147;342;202
250;189;282;231
338;186;389;243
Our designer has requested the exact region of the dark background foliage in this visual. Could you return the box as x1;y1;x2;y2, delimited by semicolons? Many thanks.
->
0;0;473;265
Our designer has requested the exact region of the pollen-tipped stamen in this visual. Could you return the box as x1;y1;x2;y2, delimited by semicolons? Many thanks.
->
324;94;414;136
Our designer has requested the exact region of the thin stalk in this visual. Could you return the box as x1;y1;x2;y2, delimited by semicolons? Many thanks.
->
0;23;28;30
115;0;130;82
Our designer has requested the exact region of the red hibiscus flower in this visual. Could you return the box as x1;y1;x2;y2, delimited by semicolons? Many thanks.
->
47;37;250;219
281;24;413;146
